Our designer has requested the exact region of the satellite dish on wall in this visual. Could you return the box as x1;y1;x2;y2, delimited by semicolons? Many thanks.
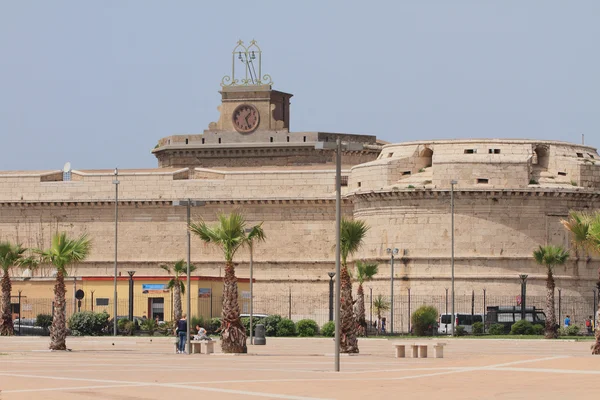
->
63;162;72;173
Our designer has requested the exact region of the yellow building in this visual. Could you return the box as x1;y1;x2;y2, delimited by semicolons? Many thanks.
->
11;275;251;322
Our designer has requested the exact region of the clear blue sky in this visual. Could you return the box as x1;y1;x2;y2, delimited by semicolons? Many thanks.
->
1;1;598;170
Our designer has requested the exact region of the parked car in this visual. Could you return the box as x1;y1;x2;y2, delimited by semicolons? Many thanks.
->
438;313;484;334
485;306;546;333
13;318;49;336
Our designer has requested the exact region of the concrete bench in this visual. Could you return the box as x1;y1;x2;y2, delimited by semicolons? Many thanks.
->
190;340;215;354
394;342;447;359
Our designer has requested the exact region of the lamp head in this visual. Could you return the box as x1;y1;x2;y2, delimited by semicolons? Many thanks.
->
450;180;458;185
127;270;136;277
386;248;399;255
114;167;119;176
328;272;335;279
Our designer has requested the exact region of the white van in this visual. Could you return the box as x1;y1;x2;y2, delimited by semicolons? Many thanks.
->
438;313;484;335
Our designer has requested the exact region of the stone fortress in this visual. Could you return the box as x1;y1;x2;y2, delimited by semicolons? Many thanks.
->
1;41;599;328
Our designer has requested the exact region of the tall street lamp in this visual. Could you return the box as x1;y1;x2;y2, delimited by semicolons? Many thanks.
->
127;271;136;321
519;274;528;322
245;227;257;345
386;247;399;335
173;199;206;354
328;272;335;321
315;139;363;372
450;179;457;336
113;167;119;336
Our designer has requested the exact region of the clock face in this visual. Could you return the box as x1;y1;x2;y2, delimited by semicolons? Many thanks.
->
232;104;260;133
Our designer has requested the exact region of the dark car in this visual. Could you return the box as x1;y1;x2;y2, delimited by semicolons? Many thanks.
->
486;306;546;333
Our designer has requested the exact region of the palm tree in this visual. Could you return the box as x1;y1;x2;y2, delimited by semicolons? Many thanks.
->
372;294;389;336
189;211;265;353
160;260;196;321
581;212;600;354
338;218;369;353
533;245;569;339
0;242;26;336
561;211;591;259
38;233;91;350
354;260;378;336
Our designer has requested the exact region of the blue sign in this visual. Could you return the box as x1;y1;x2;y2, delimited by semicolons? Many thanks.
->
142;284;166;290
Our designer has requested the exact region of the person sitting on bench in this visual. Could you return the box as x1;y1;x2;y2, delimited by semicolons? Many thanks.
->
193;325;211;341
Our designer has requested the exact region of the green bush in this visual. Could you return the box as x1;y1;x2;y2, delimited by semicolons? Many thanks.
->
296;319;319;337
263;315;282;336
532;324;544;335
68;311;110;336
510;320;534;335
454;326;466;336
472;321;484;335
35;314;52;329
276;318;296;337
140;318;157;335
206;318;221;335
241;316;265;335
562;325;580;336
117;318;135;336
488;323;506;335
410;305;438;336
320;321;335;337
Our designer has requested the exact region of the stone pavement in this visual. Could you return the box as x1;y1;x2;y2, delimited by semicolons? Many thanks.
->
0;336;598;399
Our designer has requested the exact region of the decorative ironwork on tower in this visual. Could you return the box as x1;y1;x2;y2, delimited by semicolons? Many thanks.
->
221;40;273;87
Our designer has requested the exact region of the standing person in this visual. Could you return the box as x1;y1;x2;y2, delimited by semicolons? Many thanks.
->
564;315;571;328
177;314;187;354
586;316;593;335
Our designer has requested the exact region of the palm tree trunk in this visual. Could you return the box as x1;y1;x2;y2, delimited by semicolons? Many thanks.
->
173;281;182;321
377;312;381;336
340;264;359;353
50;270;67;350
356;284;366;337
0;270;14;336
221;261;246;353
545;269;557;339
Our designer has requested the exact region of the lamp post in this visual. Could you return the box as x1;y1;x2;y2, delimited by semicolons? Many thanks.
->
127;271;136;321
450;179;457;336
113;167;119;336
328;272;335;321
519;274;528;322
245;228;256;345
315;138;363;372
173;199;206;355
386;247;399;335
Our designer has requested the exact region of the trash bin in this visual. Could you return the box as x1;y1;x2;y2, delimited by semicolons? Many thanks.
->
254;324;266;345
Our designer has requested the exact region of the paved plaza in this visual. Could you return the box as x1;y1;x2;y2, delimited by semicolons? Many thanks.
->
0;336;599;399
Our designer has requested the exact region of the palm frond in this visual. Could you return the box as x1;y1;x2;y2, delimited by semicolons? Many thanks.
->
0;241;26;272
355;260;379;284
533;245;569;272
339;218;370;265
588;212;600;254
561;210;591;253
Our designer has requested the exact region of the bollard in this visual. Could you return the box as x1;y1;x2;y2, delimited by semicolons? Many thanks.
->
254;324;266;345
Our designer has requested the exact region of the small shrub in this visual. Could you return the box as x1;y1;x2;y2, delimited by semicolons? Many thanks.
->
532;324;544;335
571;180;578;186
454;326;466;336
488;323;506;335
511;320;534;335
296;319;319;337
68;311;110;336
241;316;265;335
205;318;221;335
35;314;52;329
157;320;175;336
276;318;296;337
140;318;157;335
566;325;580;336
410;305;438;336
529;178;538;185
407;185;415;189
118;318;135;336
320;321;335;337
263;315;282;336
472;322;484;336
418;168;425;173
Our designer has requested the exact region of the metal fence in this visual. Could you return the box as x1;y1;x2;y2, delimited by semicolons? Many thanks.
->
11;290;599;334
